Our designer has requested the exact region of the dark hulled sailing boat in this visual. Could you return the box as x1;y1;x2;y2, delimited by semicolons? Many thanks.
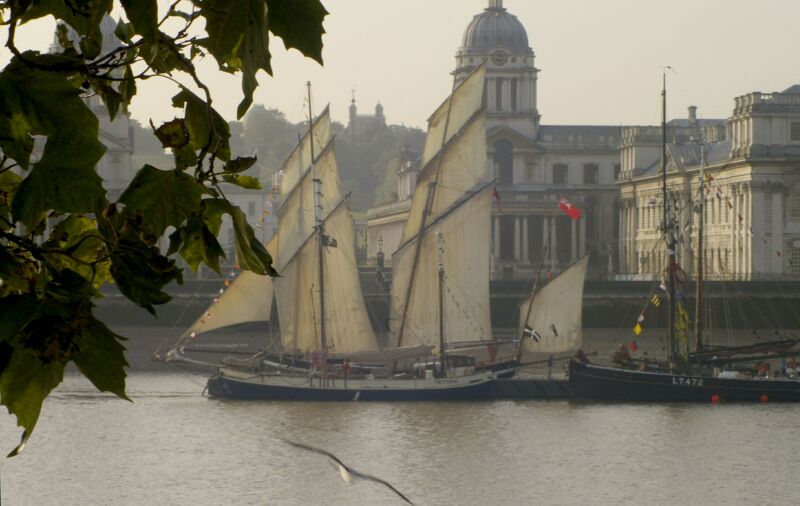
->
569;73;800;403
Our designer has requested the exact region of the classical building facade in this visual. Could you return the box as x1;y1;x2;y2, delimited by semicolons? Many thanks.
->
367;0;622;278
618;87;800;279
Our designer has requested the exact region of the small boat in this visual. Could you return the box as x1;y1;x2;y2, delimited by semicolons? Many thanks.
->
568;72;800;403
569;359;800;402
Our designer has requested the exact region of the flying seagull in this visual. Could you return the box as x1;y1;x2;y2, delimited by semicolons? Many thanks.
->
284;439;414;504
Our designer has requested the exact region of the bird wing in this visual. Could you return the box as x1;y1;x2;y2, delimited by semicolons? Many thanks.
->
349;469;414;504
284;439;414;504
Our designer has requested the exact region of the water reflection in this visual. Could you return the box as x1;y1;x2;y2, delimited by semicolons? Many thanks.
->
1;373;799;505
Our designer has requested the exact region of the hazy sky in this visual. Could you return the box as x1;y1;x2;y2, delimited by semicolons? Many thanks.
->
6;0;800;129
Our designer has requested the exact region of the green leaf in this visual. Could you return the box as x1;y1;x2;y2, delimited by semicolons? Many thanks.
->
223;156;257;173
72;319;129;400
172;88;231;161
266;0;327;65
0;170;21;225
108;236;180;314
170;215;225;273
118;165;205;237
121;0;159;42
230;205;277;276
20;0;113;38
1;56;107;228
201;198;229;235
223;174;261;189
0;347;65;457
197;0;271;119
152;118;190;149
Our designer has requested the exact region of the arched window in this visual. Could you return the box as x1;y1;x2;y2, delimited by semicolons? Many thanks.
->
583;164;599;184
494;139;514;185
552;164;568;185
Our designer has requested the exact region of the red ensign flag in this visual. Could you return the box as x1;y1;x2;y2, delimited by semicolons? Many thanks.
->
558;198;582;221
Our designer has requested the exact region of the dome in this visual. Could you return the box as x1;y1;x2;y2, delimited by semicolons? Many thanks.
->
460;0;530;53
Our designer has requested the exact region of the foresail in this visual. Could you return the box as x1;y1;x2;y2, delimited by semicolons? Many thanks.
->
274;237;318;352
421;63;486;166
181;270;274;339
519;255;589;354
278;106;332;197
390;188;492;347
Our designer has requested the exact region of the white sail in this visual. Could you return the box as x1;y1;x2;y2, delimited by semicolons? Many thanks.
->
519;255;590;354
274;203;378;353
390;63;490;348
401;115;488;244
181;270;274;339
390;187;492;347
421;63;486;166
273;144;342;271
278;106;332;197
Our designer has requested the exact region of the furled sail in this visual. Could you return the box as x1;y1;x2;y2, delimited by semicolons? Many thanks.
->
519;255;589;353
390;63;490;348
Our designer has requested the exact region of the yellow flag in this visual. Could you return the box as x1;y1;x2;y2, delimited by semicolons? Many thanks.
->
650;294;661;307
634;323;643;336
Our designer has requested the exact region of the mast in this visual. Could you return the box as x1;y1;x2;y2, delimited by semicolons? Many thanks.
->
436;232;446;377
308;81;327;352
395;76;458;348
518;238;549;361
662;71;677;367
694;141;706;352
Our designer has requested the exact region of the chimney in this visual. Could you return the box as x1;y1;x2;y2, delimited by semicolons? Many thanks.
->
688;105;698;125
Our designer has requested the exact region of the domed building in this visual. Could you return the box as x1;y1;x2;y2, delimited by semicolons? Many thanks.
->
368;0;624;279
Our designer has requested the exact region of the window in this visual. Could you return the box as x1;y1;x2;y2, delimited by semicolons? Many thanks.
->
494;140;514;185
583;164;599;184
552;164;568;184
790;186;800;219
495;78;503;111
792;246;800;273
791;122;800;141
614;164;622;180
248;202;256;216
525;161;535;182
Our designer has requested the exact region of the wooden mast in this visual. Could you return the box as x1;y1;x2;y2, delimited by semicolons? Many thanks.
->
694;142;706;353
662;71;677;368
395;75;459;348
436;232;446;377
307;82;327;353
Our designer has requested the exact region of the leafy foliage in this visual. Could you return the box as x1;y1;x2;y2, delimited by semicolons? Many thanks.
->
0;0;327;456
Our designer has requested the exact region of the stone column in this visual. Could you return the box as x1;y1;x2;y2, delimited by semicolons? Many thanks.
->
550;216;558;266
514;216;521;262
542;216;550;265
522;216;529;263
772;182;784;275
571;217;578;262
744;183;752;279
492;216;500;273
618;201;626;273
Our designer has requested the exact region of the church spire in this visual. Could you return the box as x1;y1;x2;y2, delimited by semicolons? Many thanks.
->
488;0;504;9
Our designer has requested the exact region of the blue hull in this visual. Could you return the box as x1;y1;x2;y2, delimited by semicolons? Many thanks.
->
207;375;498;401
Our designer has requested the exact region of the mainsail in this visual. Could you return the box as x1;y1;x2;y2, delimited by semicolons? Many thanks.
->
271;107;377;354
390;63;492;348
519;255;589;354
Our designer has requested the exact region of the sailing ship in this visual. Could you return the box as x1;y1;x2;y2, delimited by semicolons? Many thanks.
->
569;73;800;402
205;81;499;400
387;62;523;376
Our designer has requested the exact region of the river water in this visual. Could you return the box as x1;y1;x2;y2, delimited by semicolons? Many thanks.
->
2;371;800;505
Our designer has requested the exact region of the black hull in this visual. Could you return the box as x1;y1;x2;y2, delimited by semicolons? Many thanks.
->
207;375;497;401
569;360;800;402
